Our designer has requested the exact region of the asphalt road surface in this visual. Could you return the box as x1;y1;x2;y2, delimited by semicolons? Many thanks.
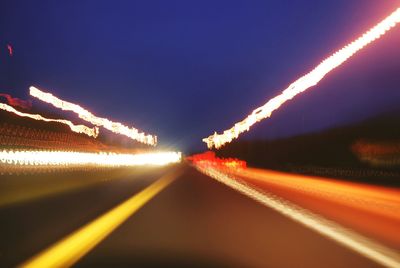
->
0;164;389;267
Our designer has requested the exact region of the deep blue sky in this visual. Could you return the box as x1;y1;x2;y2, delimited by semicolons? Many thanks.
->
1;1;399;152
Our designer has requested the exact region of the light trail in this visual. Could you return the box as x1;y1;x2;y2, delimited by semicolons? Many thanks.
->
21;169;182;268
233;167;400;248
30;86;157;146
0;102;98;138
203;8;400;149
238;168;400;219
195;165;400;268
0;150;181;167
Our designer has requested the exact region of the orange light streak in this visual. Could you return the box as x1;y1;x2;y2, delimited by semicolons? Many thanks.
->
203;8;400;149
30;86;157;146
195;164;400;268
0;103;98;138
235;168;400;228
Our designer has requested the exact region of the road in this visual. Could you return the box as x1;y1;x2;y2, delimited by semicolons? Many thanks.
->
0;164;396;267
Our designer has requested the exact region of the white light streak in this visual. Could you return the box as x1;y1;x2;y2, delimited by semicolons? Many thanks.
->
30;86;157;146
0;102;99;138
203;8;400;149
0;150;181;167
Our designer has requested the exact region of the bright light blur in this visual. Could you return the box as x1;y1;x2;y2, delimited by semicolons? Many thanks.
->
0;150;181;167
0;102;99;138
203;8;400;149
188;151;246;170
30;86;157;146
195;164;400;268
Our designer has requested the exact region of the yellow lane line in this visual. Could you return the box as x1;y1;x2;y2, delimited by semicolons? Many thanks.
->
20;168;183;268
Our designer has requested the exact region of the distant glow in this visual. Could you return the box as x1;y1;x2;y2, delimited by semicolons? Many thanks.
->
0;93;32;110
203;8;400;149
30;86;157;146
0;150;181;167
196;165;400;268
7;44;13;56
0;102;98;138
187;151;246;169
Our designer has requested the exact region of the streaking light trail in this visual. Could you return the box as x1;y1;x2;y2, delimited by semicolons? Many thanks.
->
0;150;181;167
203;8;400;149
30;86;157;146
195;165;400;268
0;102;99;138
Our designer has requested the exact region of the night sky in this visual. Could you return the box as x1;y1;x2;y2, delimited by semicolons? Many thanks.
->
1;1;399;152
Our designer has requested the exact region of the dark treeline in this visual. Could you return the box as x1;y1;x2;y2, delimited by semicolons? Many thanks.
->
216;112;400;173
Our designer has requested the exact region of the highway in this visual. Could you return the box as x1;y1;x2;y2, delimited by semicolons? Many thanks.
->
0;164;396;267
2;2;400;268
